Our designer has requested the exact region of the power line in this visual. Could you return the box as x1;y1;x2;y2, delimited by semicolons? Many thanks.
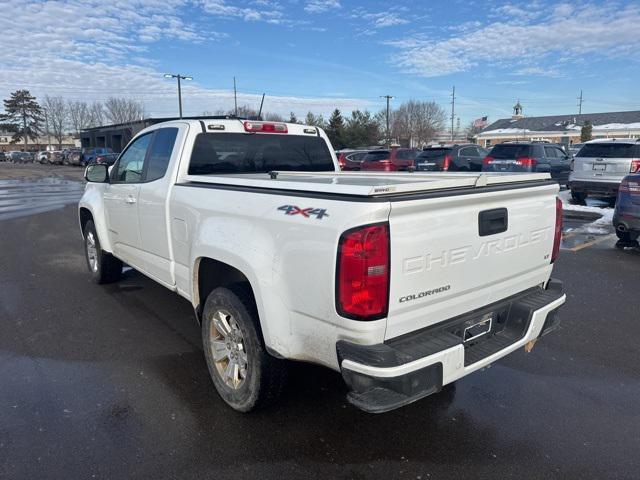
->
577;90;584;115
380;95;393;147
450;86;456;141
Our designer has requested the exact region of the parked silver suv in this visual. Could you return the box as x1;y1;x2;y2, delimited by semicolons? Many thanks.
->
569;139;640;202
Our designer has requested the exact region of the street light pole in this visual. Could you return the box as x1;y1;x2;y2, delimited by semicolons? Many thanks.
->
380;95;393;147
164;73;193;119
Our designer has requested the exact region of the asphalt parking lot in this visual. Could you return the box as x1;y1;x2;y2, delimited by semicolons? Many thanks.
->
1;163;639;480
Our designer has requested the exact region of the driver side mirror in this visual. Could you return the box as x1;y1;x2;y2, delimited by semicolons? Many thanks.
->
85;164;110;183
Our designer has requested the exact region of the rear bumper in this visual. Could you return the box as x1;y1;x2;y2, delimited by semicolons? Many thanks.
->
337;279;566;413
569;180;620;196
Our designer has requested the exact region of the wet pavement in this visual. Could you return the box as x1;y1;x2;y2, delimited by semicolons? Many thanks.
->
1;165;639;479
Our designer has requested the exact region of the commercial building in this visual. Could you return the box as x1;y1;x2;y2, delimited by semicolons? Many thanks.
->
476;103;640;147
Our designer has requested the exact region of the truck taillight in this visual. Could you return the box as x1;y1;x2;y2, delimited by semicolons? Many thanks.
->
336;223;389;320
551;197;562;263
443;154;452;171
243;121;288;133
516;157;537;167
630;159;640;173
482;156;494;166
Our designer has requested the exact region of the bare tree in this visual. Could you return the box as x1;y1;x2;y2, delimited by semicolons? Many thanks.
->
68;100;92;136
263;112;284;122
391;100;446;147
42;95;68;149
104;97;145;124
89;101;104;128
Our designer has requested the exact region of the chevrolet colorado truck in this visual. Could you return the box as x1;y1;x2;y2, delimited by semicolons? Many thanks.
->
79;118;566;413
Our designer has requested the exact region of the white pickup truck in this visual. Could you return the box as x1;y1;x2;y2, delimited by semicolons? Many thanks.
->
79;118;566;413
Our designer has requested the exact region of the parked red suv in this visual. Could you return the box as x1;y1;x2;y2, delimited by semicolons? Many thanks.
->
360;148;420;172
335;149;369;171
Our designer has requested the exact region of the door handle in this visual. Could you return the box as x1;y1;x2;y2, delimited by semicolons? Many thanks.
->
125;195;136;204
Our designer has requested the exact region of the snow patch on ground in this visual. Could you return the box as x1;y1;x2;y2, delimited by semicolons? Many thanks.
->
559;189;614;234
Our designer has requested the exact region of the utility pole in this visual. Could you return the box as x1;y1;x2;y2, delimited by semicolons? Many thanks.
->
577;90;583;116
380;95;393;147
233;77;238;117
163;73;193;118
450;86;456;141
43;107;51;151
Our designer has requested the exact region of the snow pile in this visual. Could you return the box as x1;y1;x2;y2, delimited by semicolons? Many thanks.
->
559;189;614;234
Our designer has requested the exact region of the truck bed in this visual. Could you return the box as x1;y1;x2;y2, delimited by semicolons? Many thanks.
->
181;171;552;197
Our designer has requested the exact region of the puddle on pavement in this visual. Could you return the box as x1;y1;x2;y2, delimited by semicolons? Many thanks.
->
0;177;84;221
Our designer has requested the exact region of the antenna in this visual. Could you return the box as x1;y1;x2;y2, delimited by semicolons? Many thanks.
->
258;93;265;120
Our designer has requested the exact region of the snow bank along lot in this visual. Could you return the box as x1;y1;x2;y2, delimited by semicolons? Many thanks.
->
559;189;614;235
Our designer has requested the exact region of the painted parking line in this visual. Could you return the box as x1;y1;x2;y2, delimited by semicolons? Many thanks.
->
561;234;616;252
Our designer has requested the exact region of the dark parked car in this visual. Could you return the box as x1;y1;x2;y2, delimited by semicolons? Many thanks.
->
81;147;114;166
482;142;571;185
0;152;6;162
613;173;640;246
415;144;489;172
360;148;420;172
335;149;368;171
92;152;119;166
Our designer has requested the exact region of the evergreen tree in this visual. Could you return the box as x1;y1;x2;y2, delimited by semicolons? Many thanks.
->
288;111;298;124
581;120;593;142
325;109;345;149
1;90;43;150
304;111;326;128
343;110;381;147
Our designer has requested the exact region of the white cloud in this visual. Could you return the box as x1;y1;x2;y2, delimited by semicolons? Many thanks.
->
304;0;341;14
201;0;284;22
388;3;640;77
351;7;410;30
0;0;368;118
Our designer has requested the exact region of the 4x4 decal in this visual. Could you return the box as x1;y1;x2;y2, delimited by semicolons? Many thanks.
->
278;205;329;219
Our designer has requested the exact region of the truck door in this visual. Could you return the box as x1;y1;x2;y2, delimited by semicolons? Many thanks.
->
136;127;181;286
104;132;153;268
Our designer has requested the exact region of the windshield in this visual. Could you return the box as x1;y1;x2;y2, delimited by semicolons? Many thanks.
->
489;144;532;159
188;133;335;175
577;143;640;158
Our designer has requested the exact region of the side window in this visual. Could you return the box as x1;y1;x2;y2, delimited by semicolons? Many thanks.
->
544;146;558;159
145;128;178;182
555;147;568;159
114;133;153;183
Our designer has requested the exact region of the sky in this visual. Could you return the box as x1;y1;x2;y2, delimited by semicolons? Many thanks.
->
1;0;640;125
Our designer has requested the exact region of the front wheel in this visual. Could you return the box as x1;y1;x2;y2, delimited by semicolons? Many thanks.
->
202;285;287;412
83;220;122;284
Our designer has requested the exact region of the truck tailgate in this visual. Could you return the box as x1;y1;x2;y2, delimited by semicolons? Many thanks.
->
386;183;558;340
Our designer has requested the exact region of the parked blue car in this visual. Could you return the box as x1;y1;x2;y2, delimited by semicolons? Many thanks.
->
613;173;640;246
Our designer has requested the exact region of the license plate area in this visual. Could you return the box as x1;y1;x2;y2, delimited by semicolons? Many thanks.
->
463;314;493;342
593;163;606;171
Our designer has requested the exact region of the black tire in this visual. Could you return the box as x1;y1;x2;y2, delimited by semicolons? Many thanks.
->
202;285;287;412
571;190;587;203
83;220;122;284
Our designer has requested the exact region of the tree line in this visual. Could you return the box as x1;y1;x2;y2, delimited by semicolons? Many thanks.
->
1;89;467;151
0;90;145;150
205;99;454;150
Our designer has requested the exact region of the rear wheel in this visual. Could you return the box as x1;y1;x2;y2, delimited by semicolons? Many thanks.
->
83;220;122;284
202;285;287;412
571;190;587;203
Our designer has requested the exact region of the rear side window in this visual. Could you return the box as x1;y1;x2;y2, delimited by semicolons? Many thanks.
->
417;148;450;159
188;133;334;175
146;128;178;181
459;146;478;156
490;144;533;159
396;150;418;160
363;151;390;162
577;143;640;158
544;146;558;158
